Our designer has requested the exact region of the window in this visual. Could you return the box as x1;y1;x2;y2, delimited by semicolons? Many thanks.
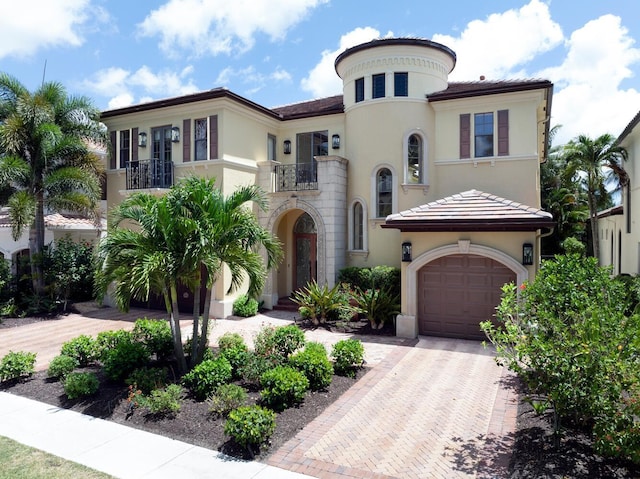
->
355;77;364;103
352;201;364;250
372;73;385;99
474;112;494;157
268;134;277;161
119;130;130;168
194;118;207;161
394;72;408;97
376;168;393;217
296;131;328;164
406;134;422;183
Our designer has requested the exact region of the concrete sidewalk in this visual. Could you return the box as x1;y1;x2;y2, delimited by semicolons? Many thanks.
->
0;391;312;479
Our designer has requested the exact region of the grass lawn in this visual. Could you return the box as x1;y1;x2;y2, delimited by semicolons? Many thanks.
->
0;436;113;479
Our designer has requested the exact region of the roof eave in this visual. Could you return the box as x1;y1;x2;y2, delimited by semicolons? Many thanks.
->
381;219;555;232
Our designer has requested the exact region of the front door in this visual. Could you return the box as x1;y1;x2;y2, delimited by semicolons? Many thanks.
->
293;212;317;291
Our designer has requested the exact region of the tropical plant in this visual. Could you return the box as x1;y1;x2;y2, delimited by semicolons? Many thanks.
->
562;133;628;259
94;177;282;373
352;286;400;329
0;73;106;298
290;280;349;325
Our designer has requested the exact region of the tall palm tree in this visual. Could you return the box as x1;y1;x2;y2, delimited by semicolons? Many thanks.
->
169;177;282;366
0;73;106;296
563;133;628;259
95;177;282;373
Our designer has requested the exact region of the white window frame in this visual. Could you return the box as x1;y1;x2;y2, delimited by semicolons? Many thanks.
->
348;198;368;253
403;130;428;187
370;164;398;220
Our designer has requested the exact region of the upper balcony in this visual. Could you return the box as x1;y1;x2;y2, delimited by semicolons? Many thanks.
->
126;159;174;190
273;162;318;192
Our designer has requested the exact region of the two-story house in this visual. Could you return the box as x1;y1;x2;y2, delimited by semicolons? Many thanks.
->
597;110;640;275
100;38;554;339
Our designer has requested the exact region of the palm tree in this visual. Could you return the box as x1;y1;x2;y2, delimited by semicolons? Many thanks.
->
95;177;282;372
563;133;628;259
0;73;106;296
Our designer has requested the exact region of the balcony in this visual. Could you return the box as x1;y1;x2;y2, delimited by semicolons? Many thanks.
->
126;159;174;190
274;162;318;192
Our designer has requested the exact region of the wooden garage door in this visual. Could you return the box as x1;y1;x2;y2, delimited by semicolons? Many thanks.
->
417;254;516;340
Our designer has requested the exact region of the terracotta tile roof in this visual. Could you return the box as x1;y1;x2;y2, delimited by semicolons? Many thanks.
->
0;211;105;231
382;189;554;232
428;79;552;101
271;95;344;120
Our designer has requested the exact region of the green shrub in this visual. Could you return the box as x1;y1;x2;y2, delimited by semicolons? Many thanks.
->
140;384;183;415
290;280;349;325
352;286;400;329
224;405;276;455
47;355;79;380
331;339;364;377
132;318;173;360
95;330;133;361
64;372;99;399
370;265;401;299
218;333;249;379
182;356;232;400
218;332;247;351
44;237;95;310
0;351;36;382
337;266;370;288
102;339;150;382
238;351;280;384
232;294;259;317
125;367;169;395
272;325;306;357
289;342;333;391
253;325;278;357
260;365;309;410
208;384;248;417
60;335;98;367
481;254;640;463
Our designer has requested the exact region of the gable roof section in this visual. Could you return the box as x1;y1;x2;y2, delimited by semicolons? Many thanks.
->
271;95;344;120
382;189;554;232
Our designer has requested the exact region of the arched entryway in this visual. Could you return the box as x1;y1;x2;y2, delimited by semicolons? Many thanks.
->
293;212;317;291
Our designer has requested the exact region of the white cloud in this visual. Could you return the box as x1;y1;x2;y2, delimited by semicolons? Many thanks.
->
301;27;387;98
537;14;640;144
214;65;292;95
0;0;93;59
83;65;200;109
138;0;329;58
432;0;563;81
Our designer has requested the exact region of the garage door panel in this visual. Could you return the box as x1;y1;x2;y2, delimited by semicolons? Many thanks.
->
418;254;516;340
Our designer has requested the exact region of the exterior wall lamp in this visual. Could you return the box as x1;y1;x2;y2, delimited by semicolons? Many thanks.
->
283;139;292;154
332;134;340;149
522;243;533;265
402;242;412;262
171;126;180;143
138;132;147;147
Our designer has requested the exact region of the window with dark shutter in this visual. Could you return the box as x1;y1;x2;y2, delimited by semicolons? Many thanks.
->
132;127;139;162
109;131;116;169
498;109;509;156
119;130;130;168
183;119;191;162
460;114;470;159
209;115;218;160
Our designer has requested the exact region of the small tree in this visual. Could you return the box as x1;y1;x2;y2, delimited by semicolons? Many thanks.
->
46;237;95;311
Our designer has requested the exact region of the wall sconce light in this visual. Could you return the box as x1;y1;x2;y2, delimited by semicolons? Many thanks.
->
332;134;340;149
522;243;533;265
402;242;412;262
171;126;180;143
138;132;147;147
283;140;291;154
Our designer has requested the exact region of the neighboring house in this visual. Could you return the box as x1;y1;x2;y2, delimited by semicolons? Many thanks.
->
100;38;554;339
597;110;640;275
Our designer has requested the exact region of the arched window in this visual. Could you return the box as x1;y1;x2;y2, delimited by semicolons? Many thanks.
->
407;134;422;183
353;202;364;250
377;168;393;218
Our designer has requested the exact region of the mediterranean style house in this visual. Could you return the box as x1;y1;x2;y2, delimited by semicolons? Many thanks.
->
597;110;640;275
100;38;554;340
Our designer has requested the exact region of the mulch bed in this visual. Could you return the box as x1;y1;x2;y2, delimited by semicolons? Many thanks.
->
2;312;640;476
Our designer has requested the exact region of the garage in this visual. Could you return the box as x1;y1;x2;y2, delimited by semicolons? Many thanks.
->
417;254;516;340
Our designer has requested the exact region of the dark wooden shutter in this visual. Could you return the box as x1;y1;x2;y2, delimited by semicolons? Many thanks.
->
209;115;218;160
460;114;470;159
498;109;509;156
132;127;139;162
183;119;191;162
109;131;117;169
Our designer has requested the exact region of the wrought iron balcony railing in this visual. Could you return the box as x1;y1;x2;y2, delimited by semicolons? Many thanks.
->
274;162;318;192
126;159;174;190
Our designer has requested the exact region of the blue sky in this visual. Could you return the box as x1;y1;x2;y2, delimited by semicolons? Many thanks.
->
1;0;639;144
